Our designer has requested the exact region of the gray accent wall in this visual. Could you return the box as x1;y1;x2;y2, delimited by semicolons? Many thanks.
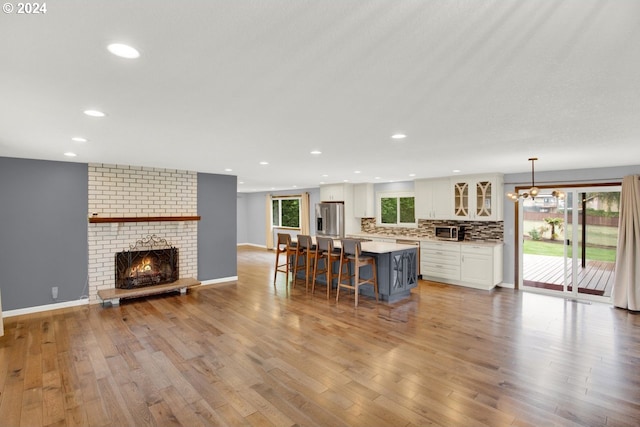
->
0;157;88;310
198;173;238;280
237;194;249;244
0;158;240;311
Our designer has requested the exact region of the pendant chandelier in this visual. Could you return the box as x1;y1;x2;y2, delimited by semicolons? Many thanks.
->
507;157;564;202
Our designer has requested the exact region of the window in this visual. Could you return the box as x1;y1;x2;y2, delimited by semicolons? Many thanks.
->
272;197;301;228
377;192;415;226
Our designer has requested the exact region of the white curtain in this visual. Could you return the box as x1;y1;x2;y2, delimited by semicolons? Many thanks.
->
612;175;640;310
265;194;274;250
300;192;310;235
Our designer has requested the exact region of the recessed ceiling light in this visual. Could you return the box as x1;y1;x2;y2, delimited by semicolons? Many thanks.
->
409;173;416;177
72;137;88;142
292;185;297;188
239;181;244;184
374;177;381;180
319;181;325;184
84;109;106;117
391;133;407;139
452;169;461;173
64;152;77;157
322;174;328;177
224;168;233;172
107;43;140;59
354;170;361;174
259;161;269;165
310;150;322;155
343;179;349;182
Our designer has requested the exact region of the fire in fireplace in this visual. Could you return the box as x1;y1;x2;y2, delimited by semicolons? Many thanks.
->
115;235;178;289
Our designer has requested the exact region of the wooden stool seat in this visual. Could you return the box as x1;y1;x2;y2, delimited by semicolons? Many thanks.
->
312;236;340;299
294;234;317;291
273;233;296;286
336;238;379;307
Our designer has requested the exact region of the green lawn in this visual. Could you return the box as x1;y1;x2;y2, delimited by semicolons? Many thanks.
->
523;240;617;262
523;220;619;247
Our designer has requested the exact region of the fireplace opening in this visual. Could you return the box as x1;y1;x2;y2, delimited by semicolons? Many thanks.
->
115;235;178;289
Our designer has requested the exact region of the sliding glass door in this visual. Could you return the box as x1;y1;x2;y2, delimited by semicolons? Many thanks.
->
520;186;620;300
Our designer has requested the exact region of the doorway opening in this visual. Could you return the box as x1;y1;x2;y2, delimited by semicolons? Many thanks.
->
519;186;620;301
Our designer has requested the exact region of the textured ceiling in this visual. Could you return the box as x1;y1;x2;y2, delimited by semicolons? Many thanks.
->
1;0;639;192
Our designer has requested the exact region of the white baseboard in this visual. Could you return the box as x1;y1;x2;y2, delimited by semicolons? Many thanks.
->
198;276;238;287
238;243;267;249
4;298;89;318
498;282;515;289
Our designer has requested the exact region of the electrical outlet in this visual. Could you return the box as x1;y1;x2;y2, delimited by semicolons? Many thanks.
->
52;286;58;299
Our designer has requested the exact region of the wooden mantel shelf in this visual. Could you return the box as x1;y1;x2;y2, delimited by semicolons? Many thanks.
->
89;215;201;224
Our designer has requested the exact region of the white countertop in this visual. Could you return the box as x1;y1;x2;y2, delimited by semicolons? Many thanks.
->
359;241;420;254
296;236;420;254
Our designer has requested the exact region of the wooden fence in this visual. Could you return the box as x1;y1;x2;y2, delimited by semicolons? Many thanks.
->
524;212;619;227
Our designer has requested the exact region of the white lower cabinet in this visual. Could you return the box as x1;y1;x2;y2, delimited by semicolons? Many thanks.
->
421;241;461;282
421;241;503;290
460;245;503;289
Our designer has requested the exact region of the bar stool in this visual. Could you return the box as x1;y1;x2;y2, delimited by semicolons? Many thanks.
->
336;238;379;307
312;237;341;299
294;235;317;291
273;233;296;285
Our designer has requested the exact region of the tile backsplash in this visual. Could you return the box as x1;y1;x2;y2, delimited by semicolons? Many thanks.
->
360;218;503;242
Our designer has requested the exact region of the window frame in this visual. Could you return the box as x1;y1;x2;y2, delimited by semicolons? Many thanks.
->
376;191;417;228
272;196;302;229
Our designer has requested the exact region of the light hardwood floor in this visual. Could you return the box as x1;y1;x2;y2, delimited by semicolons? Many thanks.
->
1;245;639;426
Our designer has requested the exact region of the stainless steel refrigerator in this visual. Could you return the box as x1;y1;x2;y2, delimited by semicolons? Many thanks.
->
315;202;345;238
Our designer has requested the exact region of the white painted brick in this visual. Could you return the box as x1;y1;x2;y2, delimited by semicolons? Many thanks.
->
87;163;199;301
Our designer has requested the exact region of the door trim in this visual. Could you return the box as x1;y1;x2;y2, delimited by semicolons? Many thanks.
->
513;181;620;290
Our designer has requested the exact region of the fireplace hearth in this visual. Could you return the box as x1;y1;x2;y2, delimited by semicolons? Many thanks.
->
115;235;178;289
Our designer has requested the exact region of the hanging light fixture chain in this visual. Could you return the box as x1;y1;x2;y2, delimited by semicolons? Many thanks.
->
529;157;537;188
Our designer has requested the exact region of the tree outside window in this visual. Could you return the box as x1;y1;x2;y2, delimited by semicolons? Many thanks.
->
272;197;300;228
378;192;415;226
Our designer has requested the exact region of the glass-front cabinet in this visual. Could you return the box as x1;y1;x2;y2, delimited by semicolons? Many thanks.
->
453;181;469;218
475;180;493;218
451;174;503;221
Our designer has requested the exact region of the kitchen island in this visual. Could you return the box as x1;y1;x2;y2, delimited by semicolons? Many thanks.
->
298;240;418;303
347;233;504;290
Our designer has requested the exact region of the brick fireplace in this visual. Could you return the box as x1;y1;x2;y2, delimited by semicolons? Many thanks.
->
87;164;198;304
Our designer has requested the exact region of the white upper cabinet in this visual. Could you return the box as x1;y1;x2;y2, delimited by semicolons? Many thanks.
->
353;183;374;218
415;178;451;220
320;183;360;235
451;173;503;221
320;183;345;201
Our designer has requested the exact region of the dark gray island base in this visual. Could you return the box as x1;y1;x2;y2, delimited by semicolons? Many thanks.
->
296;241;418;303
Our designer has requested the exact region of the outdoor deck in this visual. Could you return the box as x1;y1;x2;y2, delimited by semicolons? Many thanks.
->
523;254;615;297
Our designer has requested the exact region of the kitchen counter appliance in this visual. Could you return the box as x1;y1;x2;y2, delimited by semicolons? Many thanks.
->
435;225;465;241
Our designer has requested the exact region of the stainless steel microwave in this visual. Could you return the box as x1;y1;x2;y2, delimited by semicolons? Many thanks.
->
434;225;465;241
